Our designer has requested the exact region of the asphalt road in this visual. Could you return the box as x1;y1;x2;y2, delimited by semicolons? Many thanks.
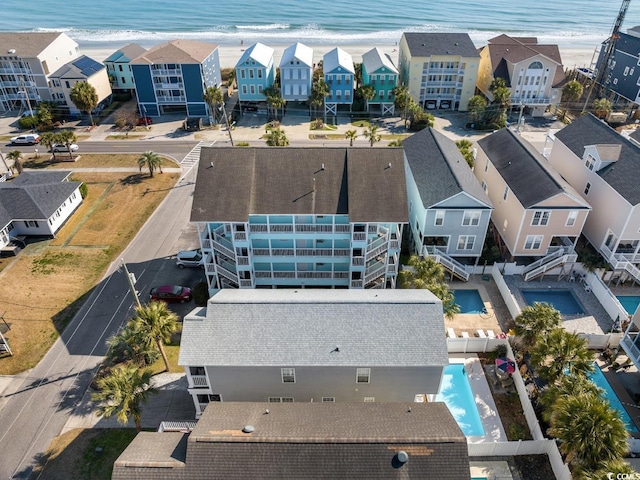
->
0;151;200;479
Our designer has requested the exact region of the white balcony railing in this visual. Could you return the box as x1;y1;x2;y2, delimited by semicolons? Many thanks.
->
191;375;208;387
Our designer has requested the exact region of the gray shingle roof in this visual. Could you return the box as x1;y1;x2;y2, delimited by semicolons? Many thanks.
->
0;32;74;58
403;128;492;209
104;43;147;63
131;39;218;65
554;113;640;205
402;33;479;58
0;171;80;228
192;147;408;223
478;129;587;208
114;432;187;468
113;402;469;480
178;289;447;368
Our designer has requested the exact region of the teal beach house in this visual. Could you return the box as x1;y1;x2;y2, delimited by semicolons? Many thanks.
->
361;47;398;115
236;42;275;109
323;47;355;118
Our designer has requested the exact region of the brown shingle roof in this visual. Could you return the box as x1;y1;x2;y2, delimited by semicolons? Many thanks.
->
0;32;73;58
131;39;218;65
192;147;408;223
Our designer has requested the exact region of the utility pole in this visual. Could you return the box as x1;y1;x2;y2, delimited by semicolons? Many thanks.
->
20;77;34;117
219;103;234;146
120;258;142;308
516;104;525;133
0;150;11;178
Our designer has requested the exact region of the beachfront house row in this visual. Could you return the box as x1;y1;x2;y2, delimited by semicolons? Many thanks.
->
323;47;355;117
593;26;640;105
403;128;493;279
103;43;147;94
0;32;80;113
236;42;275;108
130;39;221;117
192;147;407;292
113;402;469;480
0;171;83;252
361;47;398;115
547;114;640;285
476;35;565;118
179;289;448;418
398;32;479;112
279;42;313;102
49;55;113;116
475;129;590;278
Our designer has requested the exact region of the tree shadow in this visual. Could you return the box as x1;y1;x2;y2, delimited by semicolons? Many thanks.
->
119;173;145;185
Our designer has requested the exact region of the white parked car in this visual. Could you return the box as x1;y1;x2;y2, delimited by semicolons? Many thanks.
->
10;134;40;145
176;249;204;268
51;143;78;152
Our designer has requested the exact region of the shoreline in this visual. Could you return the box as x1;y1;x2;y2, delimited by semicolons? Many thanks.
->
80;42;596;71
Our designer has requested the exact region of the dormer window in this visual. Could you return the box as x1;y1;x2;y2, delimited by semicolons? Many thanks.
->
585;154;595;171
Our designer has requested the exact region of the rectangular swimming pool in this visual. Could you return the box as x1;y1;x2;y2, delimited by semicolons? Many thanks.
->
452;289;485;314
435;364;485;437
616;296;640;316
522;289;585;315
588;364;639;433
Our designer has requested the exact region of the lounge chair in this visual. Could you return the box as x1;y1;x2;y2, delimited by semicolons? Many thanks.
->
461;331;470;338
487;329;496;339
447;327;457;339
476;329;487;338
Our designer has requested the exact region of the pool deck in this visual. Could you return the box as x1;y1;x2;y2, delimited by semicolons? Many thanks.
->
597;358;640;436
449;354;508;444
470;461;514;480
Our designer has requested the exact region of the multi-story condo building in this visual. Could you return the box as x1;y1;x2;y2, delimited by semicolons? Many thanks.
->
403;128;493;278
361;47;398;115
547;113;640;284
236;42;275;108
130;39;221;117
475;129;590;278
192;147;408;292
0;32;80;112
49;55;112;116
594;26;640;105
179;289;447;417
477;35;565;117
279;42;313;102
103;43;147;95
323;47;355;117
398;33;479;111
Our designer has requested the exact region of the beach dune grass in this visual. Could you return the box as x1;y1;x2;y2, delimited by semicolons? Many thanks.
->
0;167;179;375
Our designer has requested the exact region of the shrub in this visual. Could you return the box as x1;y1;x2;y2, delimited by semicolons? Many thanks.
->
235;142;250;147
508;423;527;441
18;116;39;130
495;344;508;358
79;183;88;199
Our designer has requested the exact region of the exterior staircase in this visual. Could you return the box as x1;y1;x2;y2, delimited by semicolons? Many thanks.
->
422;246;470;282
522;247;578;281
601;245;640;284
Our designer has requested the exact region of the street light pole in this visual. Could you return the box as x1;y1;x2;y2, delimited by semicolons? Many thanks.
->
219;103;234;146
120;258;142;308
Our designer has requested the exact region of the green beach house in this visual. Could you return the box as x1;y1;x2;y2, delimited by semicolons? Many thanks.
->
361;47;398;115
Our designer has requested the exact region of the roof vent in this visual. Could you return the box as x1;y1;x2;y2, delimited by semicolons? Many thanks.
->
8;49;15;54
454;42;459;46
242;425;255;434
321;163;325;170
264;409;270;414
387;162;392;168
397;451;409;463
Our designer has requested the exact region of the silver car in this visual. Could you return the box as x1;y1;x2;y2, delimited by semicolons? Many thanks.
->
176;249;204;268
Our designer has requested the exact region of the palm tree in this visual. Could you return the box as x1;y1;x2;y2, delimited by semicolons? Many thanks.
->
203;85;223;125
137;151;163;177
467;95;487;125
266;128;289;147
387;139;403;147
91;364;156;432
345;129;357;146
358;84;375;112
399;255;460;320
575;459;637;480
6;150;23;174
549;393;628;469
57;129;77;158
593;98;612;119
562;80;584;104
531;328;594;383
69;81;99;125
537;374;603;423
363;124;381;147
265;86;285;121
455;139;475;168
354;63;363;89
106;322;160;367
310;79;329;118
40;131;58;161
489;77;511;109
393;85;410;123
514;302;562;351
131;302;180;373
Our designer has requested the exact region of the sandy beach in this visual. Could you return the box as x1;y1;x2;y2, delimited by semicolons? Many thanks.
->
80;43;596;72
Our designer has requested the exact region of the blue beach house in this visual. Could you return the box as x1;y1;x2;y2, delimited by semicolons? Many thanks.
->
236;42;275;109
323;48;355;117
130;39;221;117
103;43;146;95
361;47;398;115
279;42;313;102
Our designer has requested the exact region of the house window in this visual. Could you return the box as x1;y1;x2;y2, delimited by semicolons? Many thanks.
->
585;155;595;171
457;235;475;250
121;76;125;84
363;397;375;403
624;66;630;76
250;85;255;94
503;186;509;201
258;85;263;93
531;210;551;226
584;182;591;195
258;70;263;78
281;368;295;383
268;397;294;403
524;235;543;250
462;211;480;226
356;368;370;383
240;69;246;79
25;221;39;228
249;69;254;79
485;159;489;172
242;85;247;94
481;180;488;193
434;210;445;226
190;366;205;376
566;210;578;226
322;397;335;403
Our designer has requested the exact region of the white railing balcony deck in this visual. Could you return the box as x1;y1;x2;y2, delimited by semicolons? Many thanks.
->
157;96;187;104
151;68;181;76
0;67;30;74
237;256;249;265
239;279;253;287
270;224;294;232
234;232;247;241
271;248;295;256
510;96;552;106
190;375;208;387
296;224;334;232
249;224;268;232
351;257;365;266
422;246;470;281
353;233;367;241
365;265;386;284
389;240;400;251
335;225;351;233
252;248;271;256
387;263;398;274
296;248;334;256
334;249;351;257
351;280;363;288
620;335;640;370
154;82;184;90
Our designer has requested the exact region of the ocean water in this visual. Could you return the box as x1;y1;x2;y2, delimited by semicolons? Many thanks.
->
3;0;640;51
